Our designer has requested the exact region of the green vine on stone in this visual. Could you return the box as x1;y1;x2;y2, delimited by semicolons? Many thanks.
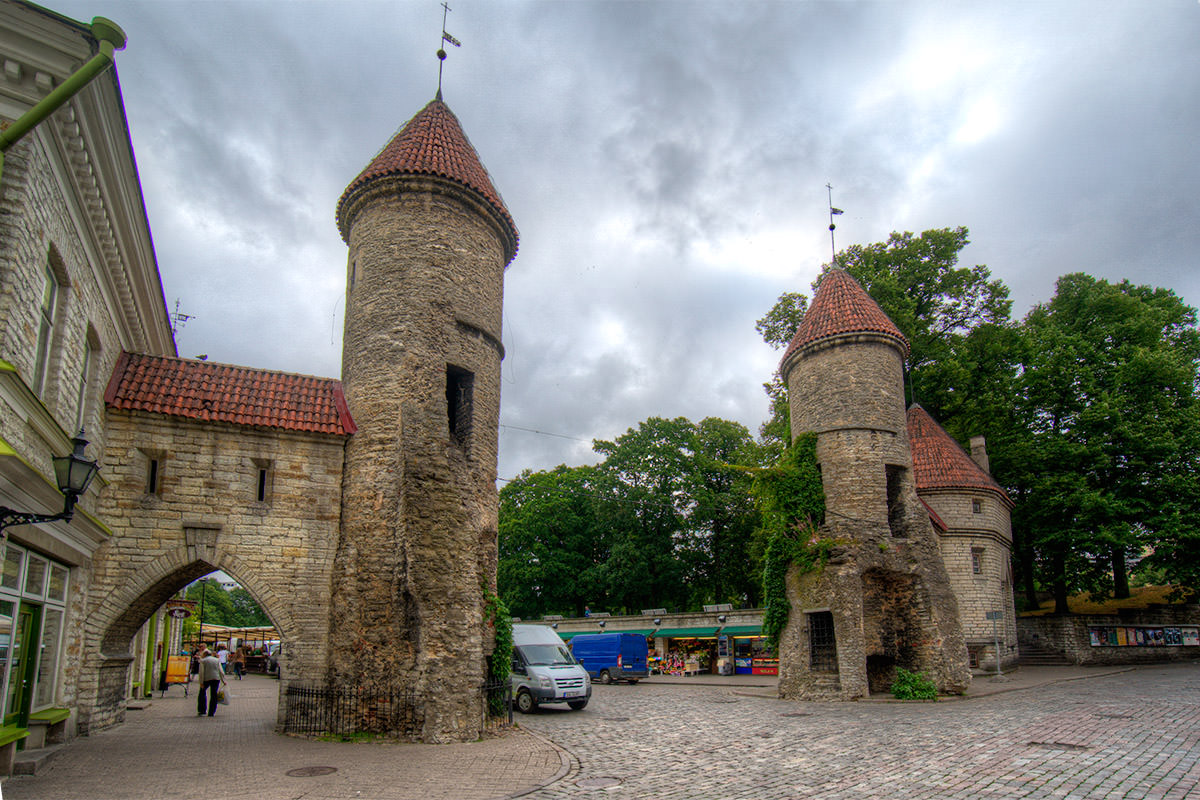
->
749;433;828;652
484;590;513;717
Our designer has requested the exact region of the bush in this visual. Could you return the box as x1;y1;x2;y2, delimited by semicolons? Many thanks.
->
890;667;938;700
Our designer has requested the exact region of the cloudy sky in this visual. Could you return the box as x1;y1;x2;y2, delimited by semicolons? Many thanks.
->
50;0;1200;481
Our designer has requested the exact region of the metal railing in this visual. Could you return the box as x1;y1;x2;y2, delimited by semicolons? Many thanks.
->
283;681;513;739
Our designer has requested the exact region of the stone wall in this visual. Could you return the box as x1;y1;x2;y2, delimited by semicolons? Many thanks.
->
333;175;508;742
780;331;970;699
79;409;346;732
1018;607;1200;666
922;488;1018;669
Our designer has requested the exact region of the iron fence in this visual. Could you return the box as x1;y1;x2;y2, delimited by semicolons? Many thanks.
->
282;680;514;739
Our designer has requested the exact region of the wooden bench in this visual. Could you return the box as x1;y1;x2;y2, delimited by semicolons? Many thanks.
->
0;724;29;776
25;707;70;749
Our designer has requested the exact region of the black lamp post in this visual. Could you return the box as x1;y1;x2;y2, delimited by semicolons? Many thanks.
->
0;430;100;533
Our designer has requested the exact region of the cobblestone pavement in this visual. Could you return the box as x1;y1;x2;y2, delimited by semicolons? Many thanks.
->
520;663;1200;799
3;674;565;800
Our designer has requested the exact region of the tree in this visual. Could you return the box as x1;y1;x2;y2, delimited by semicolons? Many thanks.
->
498;465;612;619
1013;274;1200;607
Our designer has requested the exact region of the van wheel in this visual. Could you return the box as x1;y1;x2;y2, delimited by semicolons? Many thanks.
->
568;699;588;710
515;690;537;714
598;669;612;685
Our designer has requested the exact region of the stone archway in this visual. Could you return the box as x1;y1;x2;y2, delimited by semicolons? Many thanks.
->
76;539;304;734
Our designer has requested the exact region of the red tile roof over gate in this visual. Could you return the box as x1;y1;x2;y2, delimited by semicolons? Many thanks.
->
105;352;356;435
336;97;517;255
780;269;908;369
908;404;1008;503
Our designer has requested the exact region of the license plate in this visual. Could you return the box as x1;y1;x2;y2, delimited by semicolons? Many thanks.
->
562;690;582;698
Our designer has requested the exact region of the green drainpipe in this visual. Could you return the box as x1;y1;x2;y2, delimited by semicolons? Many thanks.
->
0;16;126;185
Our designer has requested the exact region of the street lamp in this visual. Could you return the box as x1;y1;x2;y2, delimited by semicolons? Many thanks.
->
0;430;100;533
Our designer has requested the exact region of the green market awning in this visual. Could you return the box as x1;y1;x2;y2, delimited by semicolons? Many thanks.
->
653;627;720;639
719;625;762;637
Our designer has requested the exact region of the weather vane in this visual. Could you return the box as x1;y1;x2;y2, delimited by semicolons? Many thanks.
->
436;2;461;99
826;183;843;266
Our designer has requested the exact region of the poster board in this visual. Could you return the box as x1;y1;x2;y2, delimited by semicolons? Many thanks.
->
166;655;190;685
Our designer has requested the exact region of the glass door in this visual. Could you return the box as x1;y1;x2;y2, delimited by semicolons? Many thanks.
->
3;603;41;728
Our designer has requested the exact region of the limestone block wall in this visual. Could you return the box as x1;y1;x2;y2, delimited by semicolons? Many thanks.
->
334;176;507;742
921;488;1018;668
0;134;126;472
1019;607;1200;665
79;409;345;732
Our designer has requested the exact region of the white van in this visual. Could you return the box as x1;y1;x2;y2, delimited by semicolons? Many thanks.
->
510;624;591;713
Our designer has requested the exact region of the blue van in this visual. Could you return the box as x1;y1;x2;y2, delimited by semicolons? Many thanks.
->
570;632;649;684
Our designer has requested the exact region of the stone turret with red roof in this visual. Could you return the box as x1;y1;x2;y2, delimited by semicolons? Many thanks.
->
331;94;517;741
776;268;972;700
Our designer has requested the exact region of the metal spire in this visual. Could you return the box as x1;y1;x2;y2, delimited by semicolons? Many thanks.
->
826;183;844;266
436;2;461;100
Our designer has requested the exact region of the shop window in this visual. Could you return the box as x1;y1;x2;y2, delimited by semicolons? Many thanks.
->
972;498;983;514
885;465;906;537
808;611;838;673
24;555;47;597
446;365;474;447
252;458;273;503
34;608;63;707
972;547;985;575
1;549;23;592
46;564;68;603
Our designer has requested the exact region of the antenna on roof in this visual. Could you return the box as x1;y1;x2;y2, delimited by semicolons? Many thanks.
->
826;183;844;266
435;2;461;100
171;298;193;336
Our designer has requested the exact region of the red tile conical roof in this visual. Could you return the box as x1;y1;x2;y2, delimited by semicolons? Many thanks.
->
336;98;517;258
907;404;1010;504
104;352;356;435
780;270;907;371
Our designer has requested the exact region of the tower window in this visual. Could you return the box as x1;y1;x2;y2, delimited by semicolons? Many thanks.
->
885;465;906;537
972;499;983;514
972;547;985;575
808;611;838;672
446;365;474;447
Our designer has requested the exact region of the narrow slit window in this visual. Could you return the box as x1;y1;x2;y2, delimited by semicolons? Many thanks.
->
971;547;985;575
885;465;906;537
252;458;273;504
446;365;474;447
147;459;160;495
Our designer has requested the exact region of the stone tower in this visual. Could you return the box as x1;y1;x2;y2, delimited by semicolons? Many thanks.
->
777;269;969;699
331;95;518;741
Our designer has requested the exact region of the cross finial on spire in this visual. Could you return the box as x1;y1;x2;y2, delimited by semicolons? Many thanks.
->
436;2;461;99
826;183;844;265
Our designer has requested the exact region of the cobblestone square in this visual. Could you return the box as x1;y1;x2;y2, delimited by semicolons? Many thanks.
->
5;665;1198;799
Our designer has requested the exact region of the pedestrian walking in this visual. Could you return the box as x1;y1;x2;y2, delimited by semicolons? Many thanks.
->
196;648;226;717
231;644;246;680
217;643;229;674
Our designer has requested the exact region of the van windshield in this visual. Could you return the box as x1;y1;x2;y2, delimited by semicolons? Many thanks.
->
518;644;575;666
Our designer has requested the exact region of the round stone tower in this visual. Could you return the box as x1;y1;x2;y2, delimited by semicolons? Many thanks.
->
777;269;969;700
331;95;517;742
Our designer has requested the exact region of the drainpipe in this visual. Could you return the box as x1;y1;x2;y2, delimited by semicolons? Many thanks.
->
0;16;126;184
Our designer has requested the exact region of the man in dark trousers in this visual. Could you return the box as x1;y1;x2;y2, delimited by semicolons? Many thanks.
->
196;647;226;717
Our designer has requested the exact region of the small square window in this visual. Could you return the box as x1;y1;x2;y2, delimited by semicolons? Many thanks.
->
972;499;983;514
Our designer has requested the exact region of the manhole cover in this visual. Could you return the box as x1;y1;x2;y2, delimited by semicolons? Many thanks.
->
604;716;630;722
780;711;812;717
577;777;623;789
286;766;338;777
1028;742;1088;751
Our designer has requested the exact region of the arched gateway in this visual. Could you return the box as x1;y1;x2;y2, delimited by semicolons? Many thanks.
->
77;94;516;741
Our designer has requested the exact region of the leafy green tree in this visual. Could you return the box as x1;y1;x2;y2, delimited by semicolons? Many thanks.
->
1013;274;1200;607
498;465;612;618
